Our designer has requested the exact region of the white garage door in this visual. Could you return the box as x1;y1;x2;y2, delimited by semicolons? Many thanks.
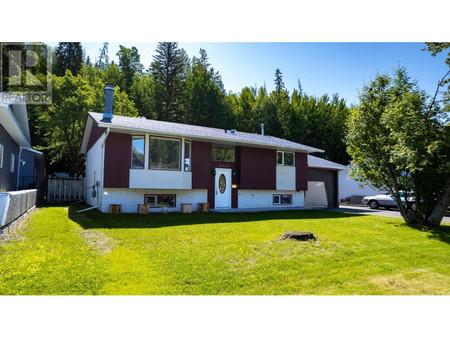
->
305;181;328;207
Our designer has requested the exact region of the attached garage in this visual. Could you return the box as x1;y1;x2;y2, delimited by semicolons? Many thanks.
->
305;156;346;208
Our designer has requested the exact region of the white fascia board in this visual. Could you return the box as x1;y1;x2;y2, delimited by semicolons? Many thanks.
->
96;123;324;154
0;105;32;149
308;164;345;170
79;117;93;154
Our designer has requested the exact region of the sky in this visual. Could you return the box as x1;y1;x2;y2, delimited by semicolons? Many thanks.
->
63;42;448;106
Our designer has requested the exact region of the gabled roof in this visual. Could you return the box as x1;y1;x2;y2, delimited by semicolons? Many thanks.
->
82;112;324;154
307;155;346;170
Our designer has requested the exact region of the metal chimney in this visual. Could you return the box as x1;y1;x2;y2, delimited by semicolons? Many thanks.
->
261;123;265;135
102;84;115;122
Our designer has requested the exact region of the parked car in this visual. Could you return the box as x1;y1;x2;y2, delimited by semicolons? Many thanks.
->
362;192;415;210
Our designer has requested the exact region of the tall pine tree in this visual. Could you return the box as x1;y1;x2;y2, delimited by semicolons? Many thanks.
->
54;43;84;76
150;42;186;122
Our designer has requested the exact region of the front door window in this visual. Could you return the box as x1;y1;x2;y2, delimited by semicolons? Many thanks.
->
219;174;226;194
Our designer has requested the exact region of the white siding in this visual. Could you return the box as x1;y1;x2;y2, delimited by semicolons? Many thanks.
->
237;190;304;209
338;167;386;200
129;170;192;189
276;165;296;190
101;188;207;213
85;133;105;206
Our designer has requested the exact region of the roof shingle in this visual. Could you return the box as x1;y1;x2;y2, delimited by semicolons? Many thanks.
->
89;112;323;153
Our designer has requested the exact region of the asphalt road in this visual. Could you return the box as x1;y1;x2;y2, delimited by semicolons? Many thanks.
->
327;205;450;224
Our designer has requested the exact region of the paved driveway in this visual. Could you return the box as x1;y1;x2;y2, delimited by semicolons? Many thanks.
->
327;205;450;224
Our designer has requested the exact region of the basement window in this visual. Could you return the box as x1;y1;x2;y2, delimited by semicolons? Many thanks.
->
277;151;295;166
144;194;176;208
273;194;292;205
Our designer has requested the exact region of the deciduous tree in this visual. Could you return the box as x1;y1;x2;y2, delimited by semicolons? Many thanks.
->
347;67;449;226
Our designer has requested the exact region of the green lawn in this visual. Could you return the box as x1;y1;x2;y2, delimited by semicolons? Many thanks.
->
0;205;449;295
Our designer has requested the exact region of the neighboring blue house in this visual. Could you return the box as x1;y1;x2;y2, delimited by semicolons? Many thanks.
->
0;94;44;192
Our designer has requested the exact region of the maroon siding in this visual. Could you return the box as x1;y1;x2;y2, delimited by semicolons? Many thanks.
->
191;141;215;207
240;146;276;190
86;120;106;152
104;132;131;188
191;141;212;189
295;152;308;191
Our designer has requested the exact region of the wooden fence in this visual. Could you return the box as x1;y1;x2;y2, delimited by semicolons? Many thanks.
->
47;177;85;203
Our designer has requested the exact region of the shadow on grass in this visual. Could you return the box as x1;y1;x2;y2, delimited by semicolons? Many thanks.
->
404;223;450;246
67;204;365;230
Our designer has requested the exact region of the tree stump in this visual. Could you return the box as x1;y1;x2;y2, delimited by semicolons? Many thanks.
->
282;231;315;241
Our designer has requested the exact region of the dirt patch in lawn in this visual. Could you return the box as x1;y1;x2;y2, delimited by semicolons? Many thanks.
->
0;234;24;244
80;230;116;255
369;269;450;295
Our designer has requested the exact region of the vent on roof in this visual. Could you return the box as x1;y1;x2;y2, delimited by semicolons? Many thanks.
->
230;129;237;135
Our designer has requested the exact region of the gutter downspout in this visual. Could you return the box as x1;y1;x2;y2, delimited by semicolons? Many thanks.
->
99;128;111;210
78;128;110;214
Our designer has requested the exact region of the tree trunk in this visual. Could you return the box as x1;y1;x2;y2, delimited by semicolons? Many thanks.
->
427;176;450;227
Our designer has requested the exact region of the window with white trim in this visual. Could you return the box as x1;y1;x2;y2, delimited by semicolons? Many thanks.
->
149;137;181;170
0;144;3;168
144;194;176;208
277;151;295;166
131;136;145;169
273;194;292;205
10;153;15;173
184;140;191;171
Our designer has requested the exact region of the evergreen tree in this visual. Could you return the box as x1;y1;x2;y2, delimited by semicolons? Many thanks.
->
54;43;84;76
150;42;186;122
117;45;144;94
185;49;231;128
274;68;285;93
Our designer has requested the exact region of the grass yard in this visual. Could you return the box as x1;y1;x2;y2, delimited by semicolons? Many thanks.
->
0;205;449;295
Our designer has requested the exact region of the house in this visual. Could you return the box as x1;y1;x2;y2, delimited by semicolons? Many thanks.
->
0;94;44;192
338;166;386;202
80;85;344;213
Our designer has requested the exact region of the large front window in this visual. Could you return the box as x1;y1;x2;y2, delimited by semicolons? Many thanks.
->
212;145;235;162
149;137;181;170
131;136;145;169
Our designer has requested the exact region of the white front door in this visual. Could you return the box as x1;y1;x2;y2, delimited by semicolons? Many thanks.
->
215;168;232;209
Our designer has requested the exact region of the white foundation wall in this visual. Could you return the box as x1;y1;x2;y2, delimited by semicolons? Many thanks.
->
276;166;296;190
237;190;304;209
85;133;105;206
100;188;207;213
